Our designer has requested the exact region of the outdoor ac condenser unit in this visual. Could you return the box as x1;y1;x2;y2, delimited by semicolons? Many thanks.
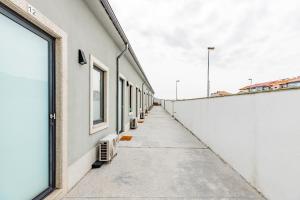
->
130;117;138;129
140;112;145;119
99;134;118;162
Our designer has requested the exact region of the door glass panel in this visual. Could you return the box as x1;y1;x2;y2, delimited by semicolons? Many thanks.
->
0;12;50;199
136;89;138;117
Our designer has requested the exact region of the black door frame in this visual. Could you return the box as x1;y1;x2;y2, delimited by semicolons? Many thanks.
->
119;78;124;133
0;3;56;200
136;88;139;118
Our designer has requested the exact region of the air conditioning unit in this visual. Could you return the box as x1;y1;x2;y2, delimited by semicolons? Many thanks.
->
130;117;138;129
99;134;118;162
140;112;145;119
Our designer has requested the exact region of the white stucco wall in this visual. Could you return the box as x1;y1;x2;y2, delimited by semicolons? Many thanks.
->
164;89;300;200
164;100;173;116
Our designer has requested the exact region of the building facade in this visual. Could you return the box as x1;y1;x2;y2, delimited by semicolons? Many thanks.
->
239;76;300;93
280;77;300;89
0;0;154;199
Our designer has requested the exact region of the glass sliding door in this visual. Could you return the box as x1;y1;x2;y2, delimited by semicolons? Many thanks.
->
136;88;139;118
0;4;55;200
118;78;124;133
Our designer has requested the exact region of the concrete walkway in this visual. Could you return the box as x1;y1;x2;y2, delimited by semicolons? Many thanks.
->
64;106;264;200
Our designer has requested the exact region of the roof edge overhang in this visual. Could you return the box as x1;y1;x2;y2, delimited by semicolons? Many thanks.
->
84;0;154;94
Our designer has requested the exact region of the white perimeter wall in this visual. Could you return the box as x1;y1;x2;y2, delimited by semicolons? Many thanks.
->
164;89;300;200
164;100;173;116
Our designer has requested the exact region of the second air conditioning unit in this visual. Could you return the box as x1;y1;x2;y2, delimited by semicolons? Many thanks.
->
99;134;118;162
140;112;145;119
130;117;138;129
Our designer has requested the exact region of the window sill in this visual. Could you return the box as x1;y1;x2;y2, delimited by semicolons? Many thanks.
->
90;122;109;135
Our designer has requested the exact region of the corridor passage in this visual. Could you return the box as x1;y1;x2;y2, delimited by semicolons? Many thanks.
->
64;106;264;200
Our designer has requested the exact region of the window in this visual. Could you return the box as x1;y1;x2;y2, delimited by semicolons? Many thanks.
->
90;55;109;134
92;67;104;124
288;82;300;88
257;87;263;91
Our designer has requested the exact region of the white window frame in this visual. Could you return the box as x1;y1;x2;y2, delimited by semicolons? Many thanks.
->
89;55;109;134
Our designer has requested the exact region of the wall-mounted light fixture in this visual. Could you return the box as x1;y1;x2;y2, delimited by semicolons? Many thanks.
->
78;49;87;65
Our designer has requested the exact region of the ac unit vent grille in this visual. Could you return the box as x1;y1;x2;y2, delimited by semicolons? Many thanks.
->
100;142;108;161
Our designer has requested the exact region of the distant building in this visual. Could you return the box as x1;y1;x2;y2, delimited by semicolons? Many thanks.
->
239;76;300;93
211;91;232;97
279;76;300;89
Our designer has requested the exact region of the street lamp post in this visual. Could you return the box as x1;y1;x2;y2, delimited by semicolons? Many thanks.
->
248;78;253;85
207;47;215;97
248;78;253;92
176;80;180;100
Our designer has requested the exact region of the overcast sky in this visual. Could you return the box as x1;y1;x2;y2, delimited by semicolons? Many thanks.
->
109;0;300;99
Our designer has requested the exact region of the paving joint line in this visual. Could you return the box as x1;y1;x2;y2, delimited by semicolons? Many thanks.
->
118;146;208;150
64;196;261;199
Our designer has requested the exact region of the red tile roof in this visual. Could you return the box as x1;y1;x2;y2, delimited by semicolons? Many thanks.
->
211;91;232;96
287;76;300;83
240;76;300;90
